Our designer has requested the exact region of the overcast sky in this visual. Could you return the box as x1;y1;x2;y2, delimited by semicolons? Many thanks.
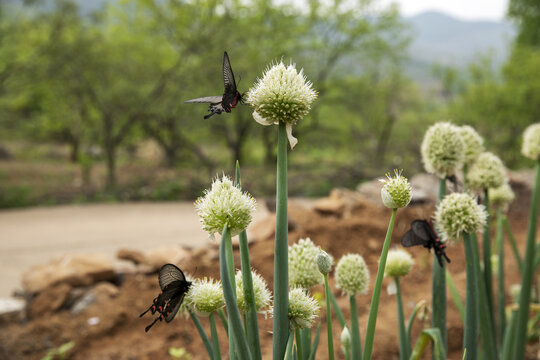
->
382;0;509;21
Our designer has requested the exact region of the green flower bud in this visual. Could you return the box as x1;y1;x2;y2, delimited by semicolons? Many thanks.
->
379;169;412;209
421;122;465;178
384;249;414;278
459;125;484;165
247;61;317;149
522;123;540;160
466;152;506;190
289;238;327;289
287;287;320;329
510;284;521;303
316;250;333;275
235;269;272;314
335;254;370;296
435;193;487;242
186;278;224;316
195;175;256;237
490;182;515;210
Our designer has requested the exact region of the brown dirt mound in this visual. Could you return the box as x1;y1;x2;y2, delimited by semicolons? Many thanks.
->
0;191;536;359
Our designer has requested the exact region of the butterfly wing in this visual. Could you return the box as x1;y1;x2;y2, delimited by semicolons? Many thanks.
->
411;220;435;242
164;293;185;322
185;96;223;104
401;229;424;247
158;264;187;291
223;51;237;95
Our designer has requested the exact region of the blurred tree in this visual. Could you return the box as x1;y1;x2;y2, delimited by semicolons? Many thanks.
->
508;0;540;46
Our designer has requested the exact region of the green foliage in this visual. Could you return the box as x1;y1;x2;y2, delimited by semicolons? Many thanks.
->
168;347;192;359
41;341;75;360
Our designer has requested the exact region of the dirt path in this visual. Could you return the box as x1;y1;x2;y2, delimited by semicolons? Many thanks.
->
0;202;269;298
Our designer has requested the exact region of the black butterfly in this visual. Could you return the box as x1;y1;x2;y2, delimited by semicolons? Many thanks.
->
185;51;243;119
139;263;192;332
401;219;451;267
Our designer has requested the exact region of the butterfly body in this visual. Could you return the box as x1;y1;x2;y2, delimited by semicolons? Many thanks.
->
401;219;451;267
140;264;191;332
185;51;243;119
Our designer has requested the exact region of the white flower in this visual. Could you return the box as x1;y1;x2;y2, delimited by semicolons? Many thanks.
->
435;193;487;242
185;278;224;316
421;122;465;178
287;287;320;329
247;61;317;149
490;182;515;210
522;123;540;160
466;152;506;190
384;248;414;278
235;269;272;315
289;238;326;289
379;169;412;209
195;175;256;237
459;125;484;165
335;254;370;296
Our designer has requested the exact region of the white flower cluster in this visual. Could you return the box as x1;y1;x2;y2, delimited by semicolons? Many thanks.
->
435;193;487;242
195;175;256;237
421;122;465;178
380;170;412;209
289;238;326;289
235;269;272;314
335;254;370;296
247;61;317;148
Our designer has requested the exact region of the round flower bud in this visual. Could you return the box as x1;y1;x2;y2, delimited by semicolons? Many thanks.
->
490;182;515;210
384;249;414;278
247;61;317;149
421;122;465;178
235;269;272;314
185;278;224;316
379;169;412;209
466;152;506;190
289;238;325;289
522;123;540;160
459;125;484;165
288;287;320;329
316;250;333;275
195;175;256;237
335;254;370;296
435;193;487;242
341;326;351;352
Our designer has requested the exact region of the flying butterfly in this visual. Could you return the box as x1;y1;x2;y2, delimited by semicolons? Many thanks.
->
185;51;243;119
401;219;451;267
139;263;192;332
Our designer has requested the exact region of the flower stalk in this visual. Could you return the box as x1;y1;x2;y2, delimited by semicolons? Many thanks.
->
363;207;397;360
432;178;447;353
349;295;362;360
512;158;540;359
209;312;222;360
495;207;506;344
394;277;411;360
273;121;289;359
462;233;478;360
482;189;495;327
189;311;214;360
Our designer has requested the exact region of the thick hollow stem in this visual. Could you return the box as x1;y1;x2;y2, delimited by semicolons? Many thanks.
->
482;188;495;328
349;295;362;360
463;233;478;360
363;208;397;360
432;177;447;355
496;208;506;344
513;159;540;359
395;277;411;360
324;274;335;360
273;121;289;360
209;312;222;360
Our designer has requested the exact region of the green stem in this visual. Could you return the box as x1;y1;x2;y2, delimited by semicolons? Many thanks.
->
219;225;252;360
236;160;262;360
323;274;335;360
363;207;397;360
432;178;447;355
349;295;362;360
295;328;304;360
284;331;295;360
273;121;289;360
300;328;311;360
502;310;518;360
394;278;411;360
471;233;498;360
209;313;222;360
189;311;214;360
463;233;478;360
496;208;506;345
406;301;426;345
482;189;495;331
513;158;540;359
217;308;229;335
502;216;523;273
445;269;465;322
308;323;321;360
328;290;347;328
224;228;237;360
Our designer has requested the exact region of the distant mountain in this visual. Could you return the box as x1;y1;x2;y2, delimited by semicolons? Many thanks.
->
404;11;515;81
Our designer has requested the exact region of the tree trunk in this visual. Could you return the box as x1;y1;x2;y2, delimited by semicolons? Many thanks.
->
69;138;80;163
104;115;116;192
